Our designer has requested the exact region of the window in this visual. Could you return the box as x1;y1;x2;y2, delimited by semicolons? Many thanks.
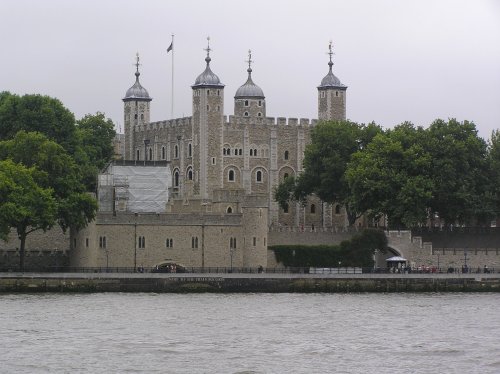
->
99;236;106;249
256;170;262;182
211;157;216;165
149;148;153;160
258;100;262;107
162;146;166;160
134;114;138;119
223;148;227;156
239;149;242;156
85;238;89;248
174;170;180;187
136;149;140;160
188;143;192;157
253;149;257;157
335;205;341;214
230;237;237;249
336;91;339;97
228;169;235;182
284;173;289;180
253;237;257;246
244;112;249;117
244;100;249;107
207;90;210;96
257;112;262;117
187;167;193;181
310;204;316;214
141;114;144;120
321;91;325;98
283;203;289;214
138;236;146;249
166;238;173;248
249;149;253;156
217;90;220;96
227;206;233;214
284;150;289;160
174;145;179;158
192;236;199;249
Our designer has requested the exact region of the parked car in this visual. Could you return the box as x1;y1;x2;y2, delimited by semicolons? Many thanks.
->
151;262;186;273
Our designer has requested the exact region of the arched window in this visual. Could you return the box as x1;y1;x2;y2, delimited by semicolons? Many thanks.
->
335;205;341;214
227;207;232;214
256;170;262;182
284;150;289;160
253;149;257;156
174;170;180;187
310;204;316;214
174;145;179;159
257;112;262;117
239;149;242;155
161;146;166;160
244;112;249;117
249;149;253;156
187;167;193;181
228;169;235;182
149;148;153;160
244;100;249;107
134;114;138;119
136;149;140;160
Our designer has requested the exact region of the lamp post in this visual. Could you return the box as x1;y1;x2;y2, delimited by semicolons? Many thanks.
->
464;249;468;273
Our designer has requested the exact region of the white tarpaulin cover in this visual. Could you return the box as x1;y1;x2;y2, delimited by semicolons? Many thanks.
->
99;165;171;213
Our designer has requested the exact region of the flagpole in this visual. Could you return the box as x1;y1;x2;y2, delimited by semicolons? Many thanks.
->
171;34;174;119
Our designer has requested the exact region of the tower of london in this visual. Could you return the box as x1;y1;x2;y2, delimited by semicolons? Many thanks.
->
124;41;347;229
70;41;349;270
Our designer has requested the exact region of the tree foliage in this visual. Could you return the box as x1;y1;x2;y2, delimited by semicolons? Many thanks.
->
274;120;382;225
0;131;96;232
0;160;57;270
271;228;387;267
347;119;493;228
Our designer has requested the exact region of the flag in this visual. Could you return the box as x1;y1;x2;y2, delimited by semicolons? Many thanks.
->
167;42;173;53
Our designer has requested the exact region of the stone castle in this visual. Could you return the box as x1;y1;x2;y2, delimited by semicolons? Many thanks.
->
70;41;350;269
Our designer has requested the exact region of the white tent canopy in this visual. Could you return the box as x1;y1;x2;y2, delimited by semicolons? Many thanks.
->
386;256;407;262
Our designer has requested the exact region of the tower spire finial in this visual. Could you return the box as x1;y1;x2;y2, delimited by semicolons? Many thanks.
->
204;36;211;65
327;41;334;71
135;52;141;80
245;49;253;77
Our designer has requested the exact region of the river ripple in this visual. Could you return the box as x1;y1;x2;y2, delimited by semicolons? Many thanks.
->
1;293;499;374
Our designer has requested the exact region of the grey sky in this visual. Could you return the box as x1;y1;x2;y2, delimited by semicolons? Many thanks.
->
1;0;499;139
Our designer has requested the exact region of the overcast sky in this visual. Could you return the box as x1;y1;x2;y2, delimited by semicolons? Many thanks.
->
1;0;499;139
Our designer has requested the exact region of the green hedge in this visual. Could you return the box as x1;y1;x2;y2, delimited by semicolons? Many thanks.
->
270;228;387;267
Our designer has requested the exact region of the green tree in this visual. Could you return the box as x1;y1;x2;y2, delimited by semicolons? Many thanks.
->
75;112;116;191
0;92;77;152
274;120;382;225
425;119;491;225
0;131;96;233
0;160;56;270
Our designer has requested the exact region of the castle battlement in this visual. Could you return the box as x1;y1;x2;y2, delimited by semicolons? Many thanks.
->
224;115;318;127
144;116;193;131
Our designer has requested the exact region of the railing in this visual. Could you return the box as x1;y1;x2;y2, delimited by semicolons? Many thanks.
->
0;266;496;274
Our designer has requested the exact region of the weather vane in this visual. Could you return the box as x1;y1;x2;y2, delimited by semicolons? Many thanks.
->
135;52;141;72
245;49;253;70
204;36;211;56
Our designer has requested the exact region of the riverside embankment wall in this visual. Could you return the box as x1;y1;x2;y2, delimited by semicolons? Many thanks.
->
1;274;499;293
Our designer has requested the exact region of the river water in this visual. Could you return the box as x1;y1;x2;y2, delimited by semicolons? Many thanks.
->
1;293;499;374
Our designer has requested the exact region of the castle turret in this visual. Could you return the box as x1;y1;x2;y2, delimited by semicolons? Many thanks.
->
234;50;266;118
318;42;347;121
123;53;152;160
191;38;225;200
